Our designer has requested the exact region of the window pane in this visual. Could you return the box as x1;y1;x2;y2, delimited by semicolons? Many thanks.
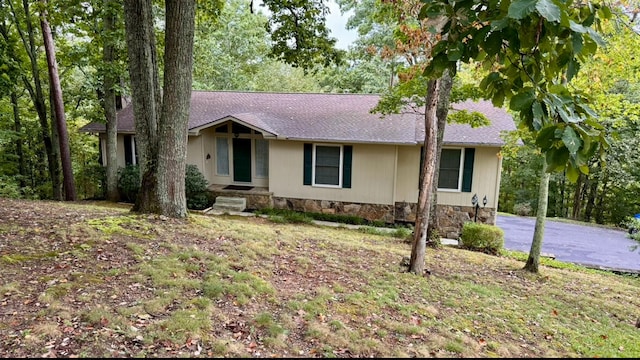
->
216;137;229;175
315;146;340;185
255;139;269;177
438;149;461;189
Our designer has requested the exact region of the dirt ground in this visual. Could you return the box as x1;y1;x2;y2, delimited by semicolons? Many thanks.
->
2;197;639;358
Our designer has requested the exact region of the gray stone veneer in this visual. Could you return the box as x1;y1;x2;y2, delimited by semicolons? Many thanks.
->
271;196;495;239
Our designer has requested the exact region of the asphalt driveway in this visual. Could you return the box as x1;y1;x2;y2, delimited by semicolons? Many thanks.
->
496;214;640;272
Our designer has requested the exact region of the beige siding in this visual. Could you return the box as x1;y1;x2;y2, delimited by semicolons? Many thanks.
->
269;140;396;204
437;147;501;208
187;135;204;176
394;145;421;202
394;146;502;208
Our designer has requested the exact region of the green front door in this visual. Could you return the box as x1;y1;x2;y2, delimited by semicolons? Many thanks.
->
233;138;252;182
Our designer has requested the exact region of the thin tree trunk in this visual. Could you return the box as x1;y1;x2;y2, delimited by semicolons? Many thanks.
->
427;70;452;245
523;167;550;273
584;174;597;222
409;79;440;275
10;0;61;199
103;0;119;202
595;171;608;224
571;173;583;219
40;2;76;201
11;91;27;188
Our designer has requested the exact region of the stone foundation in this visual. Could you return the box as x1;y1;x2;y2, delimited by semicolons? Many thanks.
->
208;187;495;239
394;202;496;239
272;197;395;223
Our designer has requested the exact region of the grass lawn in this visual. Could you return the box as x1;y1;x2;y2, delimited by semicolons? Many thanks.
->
1;198;638;358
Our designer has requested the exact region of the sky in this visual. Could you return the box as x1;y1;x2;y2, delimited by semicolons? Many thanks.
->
324;1;358;49
254;0;358;50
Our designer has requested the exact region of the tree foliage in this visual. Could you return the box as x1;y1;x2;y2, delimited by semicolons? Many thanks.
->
262;0;345;72
421;0;613;181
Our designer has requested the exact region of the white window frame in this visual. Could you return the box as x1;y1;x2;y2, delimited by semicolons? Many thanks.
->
437;147;464;192
312;144;343;188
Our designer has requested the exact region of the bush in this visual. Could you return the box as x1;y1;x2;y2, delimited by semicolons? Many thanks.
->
117;165;140;203
116;164;212;210
513;202;532;216
460;222;504;255
185;164;212;210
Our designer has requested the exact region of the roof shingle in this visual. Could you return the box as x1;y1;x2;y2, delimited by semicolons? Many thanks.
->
80;90;516;146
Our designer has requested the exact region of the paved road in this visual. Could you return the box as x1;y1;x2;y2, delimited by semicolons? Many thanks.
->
496;215;640;272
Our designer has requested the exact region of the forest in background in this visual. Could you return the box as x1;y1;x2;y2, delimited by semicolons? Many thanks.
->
0;0;639;227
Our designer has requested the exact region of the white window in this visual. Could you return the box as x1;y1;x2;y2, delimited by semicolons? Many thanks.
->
216;137;229;176
255;139;269;178
438;148;463;191
313;144;342;187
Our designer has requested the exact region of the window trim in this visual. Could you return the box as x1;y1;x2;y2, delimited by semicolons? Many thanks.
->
437;147;465;192
312;144;343;188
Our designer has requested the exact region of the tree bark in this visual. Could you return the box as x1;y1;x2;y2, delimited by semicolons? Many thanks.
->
124;0;162;213
103;0;119;202
584;174;597;222
523;166;550;273
427;70;453;245
10;91;27;188
571;173;583;219
11;0;61;199
156;0;196;217
40;1;76;201
124;0;195;217
409;79;439;275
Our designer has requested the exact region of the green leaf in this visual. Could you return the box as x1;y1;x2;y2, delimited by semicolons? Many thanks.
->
565;162;580;182
510;89;535;111
536;0;561;22
561;126;582;155
532;101;545;130
545;147;569;172
507;0;537;20
536;125;557;150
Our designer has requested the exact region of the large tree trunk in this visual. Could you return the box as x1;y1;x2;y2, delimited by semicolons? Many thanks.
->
426;70;453;245
11;0;61;199
40;2;76;201
523;167;550;273
409;79;440;275
124;0;162;213
155;0;196;217
124;0;195;217
103;0;119;202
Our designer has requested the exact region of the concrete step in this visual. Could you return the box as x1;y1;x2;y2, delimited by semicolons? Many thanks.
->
211;196;246;212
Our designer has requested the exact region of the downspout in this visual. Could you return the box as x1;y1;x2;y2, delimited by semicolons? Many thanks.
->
392;145;399;221
493;149;503;224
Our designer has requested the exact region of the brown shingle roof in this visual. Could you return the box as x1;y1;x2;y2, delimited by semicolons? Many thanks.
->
80;90;516;146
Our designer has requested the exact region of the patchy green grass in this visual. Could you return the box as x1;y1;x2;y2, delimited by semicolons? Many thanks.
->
0;198;639;358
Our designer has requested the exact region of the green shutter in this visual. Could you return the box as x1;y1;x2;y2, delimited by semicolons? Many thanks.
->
303;143;312;185
343;145;352;188
462;148;475;192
